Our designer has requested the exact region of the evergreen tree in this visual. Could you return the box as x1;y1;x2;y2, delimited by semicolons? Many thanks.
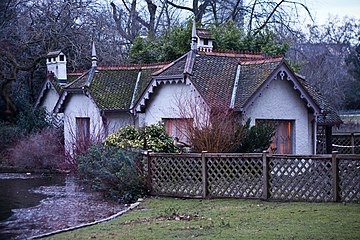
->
345;44;360;109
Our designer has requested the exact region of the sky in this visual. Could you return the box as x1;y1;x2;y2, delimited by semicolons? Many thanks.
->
307;0;360;24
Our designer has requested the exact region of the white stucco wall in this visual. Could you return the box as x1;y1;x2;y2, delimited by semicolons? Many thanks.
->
244;77;314;154
105;112;133;135
63;94;104;156
40;86;59;114
141;82;208;127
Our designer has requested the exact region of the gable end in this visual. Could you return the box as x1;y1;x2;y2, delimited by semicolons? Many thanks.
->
242;64;321;116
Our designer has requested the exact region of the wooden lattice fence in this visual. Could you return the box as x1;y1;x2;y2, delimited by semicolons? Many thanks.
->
332;133;360;154
146;152;360;203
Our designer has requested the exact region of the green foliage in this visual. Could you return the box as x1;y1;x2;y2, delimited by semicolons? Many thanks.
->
345;44;360;109
235;120;275;153
77;145;147;203
129;37;159;64
0;121;23;160
105;124;176;153
16;104;49;135
0;105;49;159
211;21;288;56
129;22;192;64
129;21;288;64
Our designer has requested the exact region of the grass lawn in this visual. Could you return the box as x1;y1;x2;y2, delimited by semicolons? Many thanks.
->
45;197;360;240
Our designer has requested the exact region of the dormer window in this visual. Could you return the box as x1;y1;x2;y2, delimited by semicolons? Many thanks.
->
52;57;56;62
59;55;65;61
48;58;51;62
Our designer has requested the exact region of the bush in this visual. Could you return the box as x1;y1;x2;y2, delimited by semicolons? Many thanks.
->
105;124;176;153
0;106;50;162
235;120;275;153
9;127;66;169
78;145;147;203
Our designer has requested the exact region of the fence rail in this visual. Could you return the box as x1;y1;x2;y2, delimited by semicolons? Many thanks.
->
146;152;360;202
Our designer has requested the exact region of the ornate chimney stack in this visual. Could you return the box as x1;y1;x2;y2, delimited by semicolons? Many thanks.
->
46;51;67;85
190;20;213;53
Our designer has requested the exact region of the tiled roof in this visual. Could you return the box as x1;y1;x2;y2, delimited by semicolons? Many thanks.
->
235;60;282;108
191;54;239;109
155;54;187;77
153;50;341;126
63;64;167;111
65;69;92;89
297;77;343;125
90;69;139;110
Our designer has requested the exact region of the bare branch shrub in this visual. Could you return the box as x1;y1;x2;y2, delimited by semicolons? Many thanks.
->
188;108;246;152
65;116;106;161
175;92;246;152
9;128;65;170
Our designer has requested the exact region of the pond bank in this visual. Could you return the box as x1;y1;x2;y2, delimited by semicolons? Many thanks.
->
0;173;126;240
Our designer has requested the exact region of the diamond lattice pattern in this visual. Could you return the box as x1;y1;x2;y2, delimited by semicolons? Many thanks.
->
150;156;202;197
269;157;333;201
207;157;263;198
339;158;360;202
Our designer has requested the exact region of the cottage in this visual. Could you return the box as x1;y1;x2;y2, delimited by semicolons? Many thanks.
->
37;24;341;155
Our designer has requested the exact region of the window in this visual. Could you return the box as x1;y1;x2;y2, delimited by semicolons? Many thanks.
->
59;54;65;61
203;39;209;45
163;118;192;143
257;120;294;154
76;117;90;145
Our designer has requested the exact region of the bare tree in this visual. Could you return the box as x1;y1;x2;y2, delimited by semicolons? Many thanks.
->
0;0;126;121
287;17;360;110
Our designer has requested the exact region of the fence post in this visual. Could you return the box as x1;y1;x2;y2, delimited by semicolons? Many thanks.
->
146;150;153;194
201;151;208;198
262;151;269;200
332;151;340;202
351;133;355;154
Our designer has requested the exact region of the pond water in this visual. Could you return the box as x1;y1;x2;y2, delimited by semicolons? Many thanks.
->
0;173;126;240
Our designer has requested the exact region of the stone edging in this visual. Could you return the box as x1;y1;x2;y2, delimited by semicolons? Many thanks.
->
30;200;142;239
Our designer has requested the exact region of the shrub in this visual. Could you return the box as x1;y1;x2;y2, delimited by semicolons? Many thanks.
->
9;127;66;170
105;124;176;153
0;106;50;163
235;120;275;153
77;145;147;203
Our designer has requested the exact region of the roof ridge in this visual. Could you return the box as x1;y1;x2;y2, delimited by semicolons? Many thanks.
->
198;49;284;61
199;49;264;56
151;53;189;76
97;62;170;70
239;57;284;65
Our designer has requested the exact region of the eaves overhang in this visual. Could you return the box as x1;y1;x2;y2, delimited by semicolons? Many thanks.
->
34;79;59;109
134;74;186;112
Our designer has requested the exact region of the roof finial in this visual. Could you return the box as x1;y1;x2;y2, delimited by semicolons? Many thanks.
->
91;41;97;68
191;19;197;52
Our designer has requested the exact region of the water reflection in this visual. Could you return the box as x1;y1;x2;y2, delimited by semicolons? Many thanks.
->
0;173;125;240
0;173;65;221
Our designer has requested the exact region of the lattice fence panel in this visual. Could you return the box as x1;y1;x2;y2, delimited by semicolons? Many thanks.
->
339;157;360;202
207;156;263;198
332;135;353;154
316;125;327;154
269;157;333;202
355;135;360;154
149;155;202;197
